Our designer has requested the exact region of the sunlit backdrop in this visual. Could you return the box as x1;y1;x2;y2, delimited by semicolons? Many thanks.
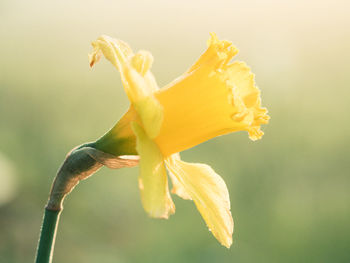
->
1;0;350;262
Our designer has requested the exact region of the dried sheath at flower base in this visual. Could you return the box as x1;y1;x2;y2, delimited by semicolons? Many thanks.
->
46;144;139;211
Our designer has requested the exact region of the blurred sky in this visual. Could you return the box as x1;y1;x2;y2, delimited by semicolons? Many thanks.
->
1;0;350;262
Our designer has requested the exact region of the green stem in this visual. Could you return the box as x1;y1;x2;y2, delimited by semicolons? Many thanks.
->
33;144;138;263
35;208;61;263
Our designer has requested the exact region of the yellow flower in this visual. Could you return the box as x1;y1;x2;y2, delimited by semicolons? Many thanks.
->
89;33;269;248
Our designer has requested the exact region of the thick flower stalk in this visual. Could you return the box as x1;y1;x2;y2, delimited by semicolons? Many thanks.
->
89;33;270;248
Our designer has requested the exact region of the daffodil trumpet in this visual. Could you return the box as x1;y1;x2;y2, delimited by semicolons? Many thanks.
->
35;33;269;263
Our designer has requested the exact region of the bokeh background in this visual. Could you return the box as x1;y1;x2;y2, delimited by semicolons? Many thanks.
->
1;0;350;262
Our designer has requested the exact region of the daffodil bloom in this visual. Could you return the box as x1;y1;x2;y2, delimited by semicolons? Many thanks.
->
89;33;269;248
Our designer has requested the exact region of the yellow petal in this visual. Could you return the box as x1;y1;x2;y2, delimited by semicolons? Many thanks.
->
165;154;233;248
123;52;163;139
89;36;163;139
89;35;133;70
124;68;164;139
132;122;175;219
154;33;269;156
167;154;192;200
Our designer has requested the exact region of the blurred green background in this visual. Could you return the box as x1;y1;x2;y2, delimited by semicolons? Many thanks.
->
1;0;350;262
